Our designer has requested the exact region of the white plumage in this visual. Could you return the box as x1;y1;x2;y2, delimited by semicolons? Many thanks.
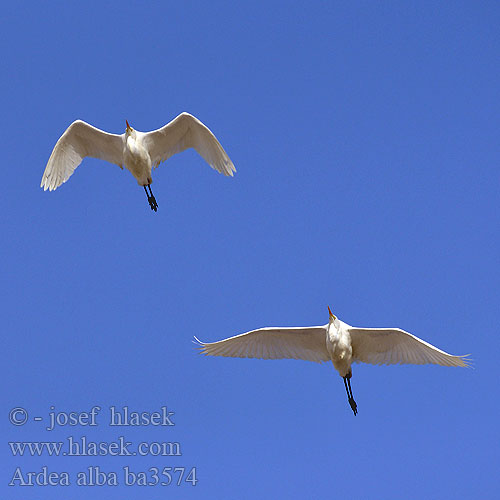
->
40;112;235;211
196;307;470;415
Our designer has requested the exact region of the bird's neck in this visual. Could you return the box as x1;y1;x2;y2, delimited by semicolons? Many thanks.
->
328;322;340;341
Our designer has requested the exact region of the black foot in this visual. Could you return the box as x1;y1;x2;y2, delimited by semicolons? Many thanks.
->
148;195;158;212
348;397;358;416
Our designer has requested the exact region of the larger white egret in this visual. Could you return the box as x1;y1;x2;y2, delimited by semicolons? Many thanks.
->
195;307;470;415
40;112;235;211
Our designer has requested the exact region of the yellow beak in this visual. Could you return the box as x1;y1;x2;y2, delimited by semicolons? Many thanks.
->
328;306;336;320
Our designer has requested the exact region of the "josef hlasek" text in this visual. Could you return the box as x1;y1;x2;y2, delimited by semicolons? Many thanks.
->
45;406;174;431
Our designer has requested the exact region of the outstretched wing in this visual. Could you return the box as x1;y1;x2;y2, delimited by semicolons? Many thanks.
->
349;327;470;367
195;326;329;363
41;120;124;191
142;112;235;176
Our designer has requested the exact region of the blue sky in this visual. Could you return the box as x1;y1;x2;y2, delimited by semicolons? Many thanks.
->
2;1;499;498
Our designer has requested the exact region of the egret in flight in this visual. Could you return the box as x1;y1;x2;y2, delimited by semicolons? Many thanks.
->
40;112;235;211
195;307;470;415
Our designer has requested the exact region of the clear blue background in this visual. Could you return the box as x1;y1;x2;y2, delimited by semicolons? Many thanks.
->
2;1;499;498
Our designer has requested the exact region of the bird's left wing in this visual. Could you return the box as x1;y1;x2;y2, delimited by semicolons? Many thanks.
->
349;327;470;367
41;120;124;191
142;112;235;176
195;326;330;363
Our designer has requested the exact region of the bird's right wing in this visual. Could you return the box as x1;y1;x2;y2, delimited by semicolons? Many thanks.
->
142;112;235;176
349;327;470;367
195;326;330;363
41;120;124;191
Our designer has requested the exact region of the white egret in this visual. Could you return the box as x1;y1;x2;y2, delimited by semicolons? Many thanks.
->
40;112;235;211
195;307;470;415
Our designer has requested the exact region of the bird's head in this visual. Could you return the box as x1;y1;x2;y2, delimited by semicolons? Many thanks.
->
328;306;338;326
125;120;134;135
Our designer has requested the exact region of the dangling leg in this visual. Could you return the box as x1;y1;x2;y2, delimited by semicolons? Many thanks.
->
148;184;158;211
143;185;158;212
346;376;357;415
343;375;358;416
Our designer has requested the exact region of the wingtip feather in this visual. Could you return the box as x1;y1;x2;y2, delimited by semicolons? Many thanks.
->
458;354;473;368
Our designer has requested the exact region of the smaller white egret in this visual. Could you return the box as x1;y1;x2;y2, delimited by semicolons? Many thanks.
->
40;112;235;211
195;307;470;415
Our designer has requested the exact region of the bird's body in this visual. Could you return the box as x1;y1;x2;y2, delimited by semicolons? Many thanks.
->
196;308;470;415
41;113;235;211
328;321;354;380
123;129;153;186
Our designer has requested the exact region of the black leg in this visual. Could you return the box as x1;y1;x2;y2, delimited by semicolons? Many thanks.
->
148;185;158;211
343;376;358;416
143;185;158;212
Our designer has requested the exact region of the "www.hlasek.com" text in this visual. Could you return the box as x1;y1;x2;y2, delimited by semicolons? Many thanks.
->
9;436;181;457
